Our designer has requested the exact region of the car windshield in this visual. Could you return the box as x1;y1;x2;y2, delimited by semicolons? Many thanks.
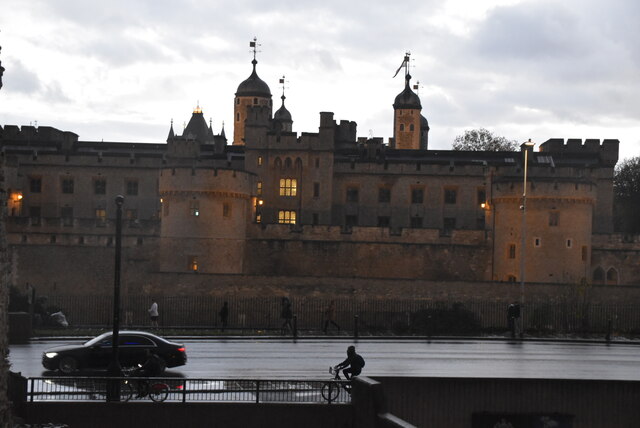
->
84;332;112;347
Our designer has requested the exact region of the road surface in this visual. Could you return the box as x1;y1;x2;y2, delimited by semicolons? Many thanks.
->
9;338;640;380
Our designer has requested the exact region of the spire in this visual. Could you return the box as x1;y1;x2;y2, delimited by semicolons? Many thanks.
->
279;75;286;107
220;121;227;140
166;119;175;143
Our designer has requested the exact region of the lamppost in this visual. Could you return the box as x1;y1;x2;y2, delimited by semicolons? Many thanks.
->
519;140;535;337
107;195;124;401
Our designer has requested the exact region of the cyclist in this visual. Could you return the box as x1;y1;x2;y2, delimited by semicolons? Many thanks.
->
334;345;365;380
134;350;164;397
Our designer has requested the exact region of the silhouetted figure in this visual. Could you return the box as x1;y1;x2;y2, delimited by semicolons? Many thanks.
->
334;345;365;380
219;302;229;330
281;297;293;334
148;299;159;328
323;300;340;333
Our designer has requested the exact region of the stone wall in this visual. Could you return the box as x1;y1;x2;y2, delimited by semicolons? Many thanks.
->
0;137;12;427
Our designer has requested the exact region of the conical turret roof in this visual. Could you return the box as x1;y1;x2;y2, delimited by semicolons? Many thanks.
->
393;74;421;110
236;59;272;98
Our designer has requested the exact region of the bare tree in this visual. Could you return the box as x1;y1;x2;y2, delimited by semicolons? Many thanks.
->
614;156;640;233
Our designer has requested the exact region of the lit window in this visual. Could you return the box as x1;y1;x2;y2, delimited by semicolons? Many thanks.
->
258;156;263;166
257;181;263;195
278;210;296;224
279;178;297;197
190;200;199;217
95;208;106;226
189;256;198;272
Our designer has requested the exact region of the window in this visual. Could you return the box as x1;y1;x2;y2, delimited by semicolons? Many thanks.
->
409;124;414;131
313;182;320;198
255;211;262;223
236;112;240;121
279;178;297;196
444;189;457;204
507;275;517;283
410;216;423;228
61;178;74;194
190;200;199;217
278;210;296;224
223;203;231;218
508;244;516;259
61;207;73;227
534;237;541;247
30;206;41;226
606;268;618;284
30;177;42;193
566;239;572;248
549;211;559;227
400;124;405;131
95;208;107;226
377;216;390;227
443;217;456;236
189;256;198;272
593;267;605;282
94;179;106;195
346;187;359;203
378;188;391;203
126;180;138;196
312;213;319;225
257;181;263;196
253;97;258;105
257;156;263;166
411;188;424;204
125;209;137;220
345;215;358;227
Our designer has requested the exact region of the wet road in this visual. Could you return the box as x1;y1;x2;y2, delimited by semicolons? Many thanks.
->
9;338;640;380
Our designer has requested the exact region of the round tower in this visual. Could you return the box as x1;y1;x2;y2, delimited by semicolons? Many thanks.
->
393;70;423;150
158;168;255;274
233;39;272;145
273;76;292;132
491;168;595;285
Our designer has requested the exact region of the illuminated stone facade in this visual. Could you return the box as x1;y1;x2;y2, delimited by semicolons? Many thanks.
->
1;57;638;300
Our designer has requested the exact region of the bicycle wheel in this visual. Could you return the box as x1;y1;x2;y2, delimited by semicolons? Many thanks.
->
149;382;169;402
119;379;134;402
321;381;340;402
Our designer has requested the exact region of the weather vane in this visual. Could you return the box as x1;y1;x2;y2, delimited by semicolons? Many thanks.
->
249;37;261;61
279;75;287;97
393;51;411;78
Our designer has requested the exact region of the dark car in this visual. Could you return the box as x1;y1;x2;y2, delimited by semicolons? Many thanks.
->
42;331;187;374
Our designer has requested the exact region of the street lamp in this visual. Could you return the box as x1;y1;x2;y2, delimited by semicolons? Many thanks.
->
107;195;124;401
519;140;535;336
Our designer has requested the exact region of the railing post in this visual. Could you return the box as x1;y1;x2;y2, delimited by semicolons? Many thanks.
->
182;379;187;403
606;319;612;343
293;315;298;338
354;314;359;339
255;380;260;403
29;378;34;402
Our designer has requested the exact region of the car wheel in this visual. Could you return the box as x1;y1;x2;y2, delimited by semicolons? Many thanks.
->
58;356;78;374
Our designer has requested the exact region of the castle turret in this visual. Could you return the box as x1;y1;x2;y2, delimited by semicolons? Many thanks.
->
392;53;425;150
233;38;272;145
273;76;293;132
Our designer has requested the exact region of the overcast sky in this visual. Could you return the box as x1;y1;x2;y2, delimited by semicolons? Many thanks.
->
1;0;638;161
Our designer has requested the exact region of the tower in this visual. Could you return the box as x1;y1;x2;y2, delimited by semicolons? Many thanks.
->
392;53;424;150
233;38;272;145
273;76;293;132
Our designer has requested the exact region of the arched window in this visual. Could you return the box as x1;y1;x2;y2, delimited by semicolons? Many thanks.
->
507;275;517;283
593;267;605;283
274;157;282;169
400;124;405;131
606;268;618;285
295;158;303;170
284;157;292;169
409;124;415;131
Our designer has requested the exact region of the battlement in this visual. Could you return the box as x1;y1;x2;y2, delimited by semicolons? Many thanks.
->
1;125;78;148
539;138;619;165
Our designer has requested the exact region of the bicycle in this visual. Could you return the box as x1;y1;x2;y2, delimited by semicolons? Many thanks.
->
121;368;171;402
320;366;351;403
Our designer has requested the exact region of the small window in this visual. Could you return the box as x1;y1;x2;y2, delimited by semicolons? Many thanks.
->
378;188;391;203
30;177;42;193
549;211;559;227
61;178;74;194
508;244;516;259
236;112;240;121
190;200;199;217
400;124;405;131
257;156;263;166
279;178;297;197
189;256;198;272
410;216;423;228
346;187;359;203
94;179;106;195
21;235;28;243
377;216;390;227
106;237;113;246
278;210;296;224
126;180;138;196
223;203;231;218
411;188;424;204
236;98;240;105
313;182;320;198
507;275;517;283
257;181;263;196
566;239;572;248
95;208;106;226
253;97;258;105
593;267;605;282
534;237;541;247
409;124;415;131
61;207;73;226
444;189;457;204
255;212;262;223
606;268;618;284
30;206;41;226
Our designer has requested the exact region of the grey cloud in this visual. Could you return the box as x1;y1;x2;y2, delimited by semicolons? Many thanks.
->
4;60;42;94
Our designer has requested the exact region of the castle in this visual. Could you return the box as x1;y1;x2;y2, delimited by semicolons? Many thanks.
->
1;47;639;299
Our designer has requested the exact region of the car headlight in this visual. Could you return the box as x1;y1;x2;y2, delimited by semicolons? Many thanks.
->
45;352;58;359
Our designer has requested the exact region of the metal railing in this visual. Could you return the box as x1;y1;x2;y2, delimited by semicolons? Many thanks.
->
27;376;352;404
30;295;640;335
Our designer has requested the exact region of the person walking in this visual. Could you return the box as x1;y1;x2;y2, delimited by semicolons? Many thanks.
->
219;301;229;331
281;297;293;334
323;300;340;334
148;299;159;328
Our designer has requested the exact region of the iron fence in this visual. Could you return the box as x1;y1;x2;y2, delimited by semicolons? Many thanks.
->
27;376;351;404
31;295;640;335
